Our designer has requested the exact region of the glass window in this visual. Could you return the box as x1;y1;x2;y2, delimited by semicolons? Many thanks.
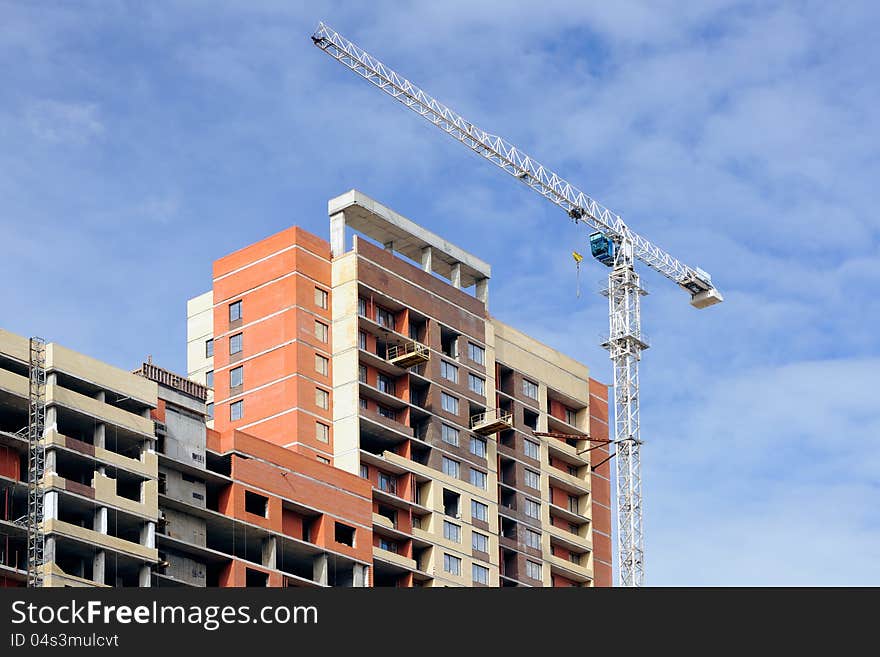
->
523;378;539;400
443;553;461;576
358;330;367;349
205;338;214;358
316;422;330;443
440;360;458;383
443;520;461;543
229;300;242;322
471;500;488;522
565;408;577;425
358;297;367;317
315;354;329;375
524;439;540;460
468;342;485;365
442;456;460;479
525;498;540;519
377;373;395;395
472;564;489;585
205;370;214;388
358;364;367;383
470;469;487;490
441;424;459;446
524;469;540;490
441;392;459;415
524;528;541;549
378;472;396;494
229;333;243;355
317;456;330;465
230;400;243;421
359;398;368;410
359;464;368;479
376;306;395;329
206;402;214;420
314;321;329;343
472;531;488;553
470;436;487;458
377;405;396;420
379;538;397;553
314;287;328;309
526;560;542;580
315;388;329;410
230;366;243;388
468;373;485;395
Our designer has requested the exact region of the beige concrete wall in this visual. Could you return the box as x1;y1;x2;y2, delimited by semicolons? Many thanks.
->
330;251;360;474
0;329;30;364
186;291;214;422
48;386;154;437
44;518;158;561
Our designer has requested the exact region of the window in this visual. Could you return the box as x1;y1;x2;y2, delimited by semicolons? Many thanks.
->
440;360;458;383
244;491;268;517
568;495;579;514
569;523;579;536
565;408;577;425
472;531;488;553
334;522;355;547
358;297;367;317
524;469;540;490
376;306;395;329
442;456;460;479
359;398;368;410
230;400;243;421
441;423;459;446
443;520;461;543
315;354;329;376
468;342;485;365
378;472;396;494
229;300;242;322
316;422;330;443
524;528;541;549
206;403;214;420
229;333;243;355
470;469;487;490
205;370;214;388
523;378;539;400
470;436;487;458
314;321;329;343
525;498;540;519
568;464;579;476
359;464;368;478
468;373;485;395
314;287;328;309
315;388;329;410
205;339;214;358
441;392;459;415
526;560;542;580
230;365;243;388
379;538;398;553
524;439;540;460
472;563;489;585
443;553;461;576
358;330;367;349
377;373;395;395
443;489;460;517
471;500;488;522
359;364;367;383
377;405;396;420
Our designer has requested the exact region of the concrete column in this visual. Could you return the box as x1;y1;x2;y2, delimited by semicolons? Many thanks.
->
93;550;105;585
45;405;57;434
94;390;105;403
44;536;56;563
451;262;462;289
44;449;56;475
93;507;108;534
353;564;368;587
140;521;155;549
330;211;345;257
313;553;328;586
43;491;59;520
138;564;151;587
93;423;105;449
261;536;277;570
476;277;490;306
421;246;433;273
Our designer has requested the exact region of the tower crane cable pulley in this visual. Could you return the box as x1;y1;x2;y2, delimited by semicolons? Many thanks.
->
311;21;723;587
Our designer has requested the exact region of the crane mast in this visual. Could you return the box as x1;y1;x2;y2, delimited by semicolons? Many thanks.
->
311;21;722;587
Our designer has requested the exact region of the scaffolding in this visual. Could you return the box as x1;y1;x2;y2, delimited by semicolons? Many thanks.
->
26;337;47;588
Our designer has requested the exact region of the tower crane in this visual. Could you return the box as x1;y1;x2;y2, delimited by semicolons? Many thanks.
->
311;21;723;587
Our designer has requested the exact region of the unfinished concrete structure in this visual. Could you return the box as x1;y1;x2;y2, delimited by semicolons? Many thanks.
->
188;190;612;586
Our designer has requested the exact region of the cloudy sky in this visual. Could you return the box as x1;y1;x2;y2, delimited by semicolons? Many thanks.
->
2;1;878;585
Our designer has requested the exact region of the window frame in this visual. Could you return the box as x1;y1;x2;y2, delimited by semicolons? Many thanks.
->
230;400;243;421
229;332;243;355
229;300;242;323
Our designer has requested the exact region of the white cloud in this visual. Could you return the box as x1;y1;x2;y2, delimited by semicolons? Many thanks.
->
26;100;104;144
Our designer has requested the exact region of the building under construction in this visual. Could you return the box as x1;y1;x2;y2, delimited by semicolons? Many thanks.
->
0;190;611;587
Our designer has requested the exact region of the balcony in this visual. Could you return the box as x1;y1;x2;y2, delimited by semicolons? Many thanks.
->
470;409;513;436
386;341;430;368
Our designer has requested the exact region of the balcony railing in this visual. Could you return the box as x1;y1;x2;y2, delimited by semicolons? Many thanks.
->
470;409;514;435
385;341;430;368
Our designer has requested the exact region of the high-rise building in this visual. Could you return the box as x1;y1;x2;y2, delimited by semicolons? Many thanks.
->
187;190;612;587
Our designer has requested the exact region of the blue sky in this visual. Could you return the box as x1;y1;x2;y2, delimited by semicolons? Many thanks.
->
1;1;878;585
